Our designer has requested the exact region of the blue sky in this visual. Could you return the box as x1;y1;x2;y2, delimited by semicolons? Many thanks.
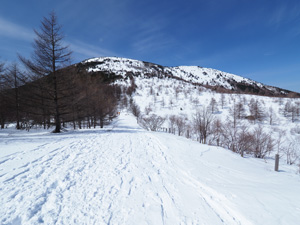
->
1;0;300;92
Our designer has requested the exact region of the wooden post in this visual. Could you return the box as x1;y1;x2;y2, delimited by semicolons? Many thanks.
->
275;154;279;172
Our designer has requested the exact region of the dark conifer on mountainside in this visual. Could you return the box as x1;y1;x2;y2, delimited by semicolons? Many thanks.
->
19;11;72;133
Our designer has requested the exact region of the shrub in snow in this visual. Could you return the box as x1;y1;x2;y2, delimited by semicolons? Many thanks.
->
139;114;165;131
250;126;274;158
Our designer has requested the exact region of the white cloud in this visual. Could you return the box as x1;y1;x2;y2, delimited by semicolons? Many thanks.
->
131;17;175;53
0;17;34;41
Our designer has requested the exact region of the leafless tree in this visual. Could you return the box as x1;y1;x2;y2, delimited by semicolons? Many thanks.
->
210;118;223;146
268;107;275;125
19;11;72;133
284;138;300;165
283;100;298;122
174;115;186;136
209;97;218;113
229;101;239;128
219;93;226;109
168;115;177;133
250;126;274;158
283;100;291;117
235;125;254;157
139;114;165;131
1;63;27;129
185;122;192;139
290;104;298;122
221;120;239;152
248;98;265;123
194;107;214;144
235;100;245;119
0;62;7;128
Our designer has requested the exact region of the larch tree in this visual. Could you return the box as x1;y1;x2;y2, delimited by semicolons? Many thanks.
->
0;62;7;128
19;11;72;133
2;63;27;129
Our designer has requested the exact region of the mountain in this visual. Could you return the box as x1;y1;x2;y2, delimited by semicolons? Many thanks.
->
75;56;298;97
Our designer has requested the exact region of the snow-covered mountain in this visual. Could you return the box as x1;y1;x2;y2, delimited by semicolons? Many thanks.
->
2;57;300;224
77;57;297;96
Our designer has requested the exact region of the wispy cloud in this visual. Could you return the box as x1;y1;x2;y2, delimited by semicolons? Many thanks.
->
131;16;175;53
268;2;300;27
0;17;34;41
67;39;119;62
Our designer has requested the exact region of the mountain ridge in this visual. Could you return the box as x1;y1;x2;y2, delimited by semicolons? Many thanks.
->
74;56;299;97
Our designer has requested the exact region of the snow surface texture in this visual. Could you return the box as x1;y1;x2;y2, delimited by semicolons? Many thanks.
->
82;57;282;93
1;114;300;225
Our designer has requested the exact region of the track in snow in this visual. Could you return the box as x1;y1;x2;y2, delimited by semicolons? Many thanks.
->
0;114;285;224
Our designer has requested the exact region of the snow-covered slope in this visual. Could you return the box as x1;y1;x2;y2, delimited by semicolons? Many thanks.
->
1;114;300;224
79;57;295;96
166;66;262;89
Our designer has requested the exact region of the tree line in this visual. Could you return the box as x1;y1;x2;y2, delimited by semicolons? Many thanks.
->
0;12;121;132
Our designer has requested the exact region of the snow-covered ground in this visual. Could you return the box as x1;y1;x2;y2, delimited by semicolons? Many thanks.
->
1;114;300;225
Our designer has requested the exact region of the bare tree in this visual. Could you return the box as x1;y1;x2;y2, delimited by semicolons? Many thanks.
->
194;107;214;144
168;115;177;133
268;107;275;125
250;126;274;158
236;125;253;157
174;115;186;136
229;100;240;128
0;62;7;128
248;98;265;123
221;120;239;152
209;97;218;113
290;103;298;122
19;11;72;133
284;138;300;165
210;118;223;146
219;93;226;109
235;100;245;119
283;100;291;117
283;100;298;122
140;114;165;131
1;63;27;129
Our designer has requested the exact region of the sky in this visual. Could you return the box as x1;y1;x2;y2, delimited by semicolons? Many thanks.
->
1;0;300;92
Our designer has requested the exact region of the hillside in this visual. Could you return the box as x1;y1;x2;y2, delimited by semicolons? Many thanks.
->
1;114;300;224
78;57;299;97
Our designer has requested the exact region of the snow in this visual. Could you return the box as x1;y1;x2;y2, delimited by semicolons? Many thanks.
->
1;114;300;224
166;66;258;89
81;57;269;91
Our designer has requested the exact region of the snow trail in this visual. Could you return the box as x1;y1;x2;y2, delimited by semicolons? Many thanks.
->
1;114;299;224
